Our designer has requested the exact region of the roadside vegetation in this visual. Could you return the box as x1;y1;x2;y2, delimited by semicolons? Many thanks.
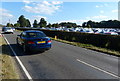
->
50;37;120;57
0;35;19;79
16;29;120;57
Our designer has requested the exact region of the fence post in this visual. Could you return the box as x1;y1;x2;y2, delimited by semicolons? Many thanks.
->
55;36;57;40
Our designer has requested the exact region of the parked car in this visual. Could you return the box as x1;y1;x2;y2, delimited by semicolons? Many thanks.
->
2;27;14;34
16;30;52;53
104;32;118;35
12;27;15;31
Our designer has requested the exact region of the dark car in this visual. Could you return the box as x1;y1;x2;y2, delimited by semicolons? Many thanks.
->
16;30;51;53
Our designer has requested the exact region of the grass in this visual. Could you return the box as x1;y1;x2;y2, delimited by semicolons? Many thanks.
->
0;35;20;79
50;37;120;57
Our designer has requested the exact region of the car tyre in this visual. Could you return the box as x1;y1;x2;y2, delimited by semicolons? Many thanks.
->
16;38;20;46
23;44;29;53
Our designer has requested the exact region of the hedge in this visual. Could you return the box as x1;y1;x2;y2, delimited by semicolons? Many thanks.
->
16;28;120;51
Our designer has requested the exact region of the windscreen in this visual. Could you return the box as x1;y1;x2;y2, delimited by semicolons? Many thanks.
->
27;32;46;38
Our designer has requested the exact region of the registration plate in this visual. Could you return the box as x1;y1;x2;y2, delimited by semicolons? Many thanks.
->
37;41;46;44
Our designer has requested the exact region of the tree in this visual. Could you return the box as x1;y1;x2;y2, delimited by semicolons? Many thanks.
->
17;15;27;27
52;23;60;28
33;20;38;28
14;23;20;27
38;18;47;27
82;22;87;27
6;23;13;27
86;20;94;28
82;20;120;28
59;22;77;28
47;23;52;28
26;19;31;27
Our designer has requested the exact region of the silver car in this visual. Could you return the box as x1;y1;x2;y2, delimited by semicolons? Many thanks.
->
2;27;14;34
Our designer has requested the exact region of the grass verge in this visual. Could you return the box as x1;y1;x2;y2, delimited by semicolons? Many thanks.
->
50;37;120;57
0;35;20;79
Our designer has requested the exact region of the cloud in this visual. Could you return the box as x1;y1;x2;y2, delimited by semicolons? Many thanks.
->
51;1;63;5
23;1;63;15
0;8;13;17
33;15;47;21
86;15;108;20
95;5;103;8
112;9;118;13
0;8;14;25
100;10;104;14
95;3;108;8
93;15;108;19
23;0;32;4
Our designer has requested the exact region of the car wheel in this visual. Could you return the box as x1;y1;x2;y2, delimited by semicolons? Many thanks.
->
16;38;20;46
23;44;28;53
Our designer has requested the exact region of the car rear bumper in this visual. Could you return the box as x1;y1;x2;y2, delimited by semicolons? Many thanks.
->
3;31;13;33
27;44;51;51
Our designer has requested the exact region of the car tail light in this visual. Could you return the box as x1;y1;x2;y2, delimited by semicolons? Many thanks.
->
47;40;51;43
28;41;35;44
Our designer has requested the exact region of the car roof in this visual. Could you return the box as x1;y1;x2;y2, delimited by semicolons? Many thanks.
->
3;27;12;28
24;30;43;33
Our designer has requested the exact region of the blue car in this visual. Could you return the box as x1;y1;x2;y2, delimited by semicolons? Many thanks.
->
16;30;51;53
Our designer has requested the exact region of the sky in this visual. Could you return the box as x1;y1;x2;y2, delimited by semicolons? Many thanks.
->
0;0;119;26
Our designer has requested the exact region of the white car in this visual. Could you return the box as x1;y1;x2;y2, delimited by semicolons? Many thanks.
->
2;27;14;34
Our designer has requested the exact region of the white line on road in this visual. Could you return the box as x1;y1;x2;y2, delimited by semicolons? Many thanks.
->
76;59;119;79
3;35;33;81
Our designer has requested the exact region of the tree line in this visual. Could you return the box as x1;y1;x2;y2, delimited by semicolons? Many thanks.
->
82;20;120;28
6;15;120;28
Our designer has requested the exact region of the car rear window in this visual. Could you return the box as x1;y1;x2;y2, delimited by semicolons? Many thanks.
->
27;32;46;38
3;27;12;30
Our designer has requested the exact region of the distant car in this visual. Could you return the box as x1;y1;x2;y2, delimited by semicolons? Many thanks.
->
16;30;52;53
2;27;14;34
104;32;118;35
12;27;15;31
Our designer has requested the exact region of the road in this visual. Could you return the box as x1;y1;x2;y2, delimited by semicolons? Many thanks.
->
2;31;119;80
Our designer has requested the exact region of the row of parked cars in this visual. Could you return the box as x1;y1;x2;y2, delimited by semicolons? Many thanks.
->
3;27;120;35
39;27;120;35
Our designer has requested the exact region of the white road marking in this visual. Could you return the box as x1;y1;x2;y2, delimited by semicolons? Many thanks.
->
3;35;33;81
76;59;119;79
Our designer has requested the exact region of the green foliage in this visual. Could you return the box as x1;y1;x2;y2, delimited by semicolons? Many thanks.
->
6;23;13;27
52;23;60;28
47;23;52;28
38;18;47;27
17;15;31;27
16;28;120;51
42;30;120;51
14;23;20;27
3;14;120;28
17;15;27;27
83;20;120;28
59;22;77;28
33;20;38;28
26;19;31;27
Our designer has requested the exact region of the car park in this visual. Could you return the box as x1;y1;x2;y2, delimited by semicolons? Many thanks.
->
2;27;14;34
16;30;52;53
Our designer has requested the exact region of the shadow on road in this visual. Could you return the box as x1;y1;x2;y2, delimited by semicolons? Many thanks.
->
2;44;45;56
